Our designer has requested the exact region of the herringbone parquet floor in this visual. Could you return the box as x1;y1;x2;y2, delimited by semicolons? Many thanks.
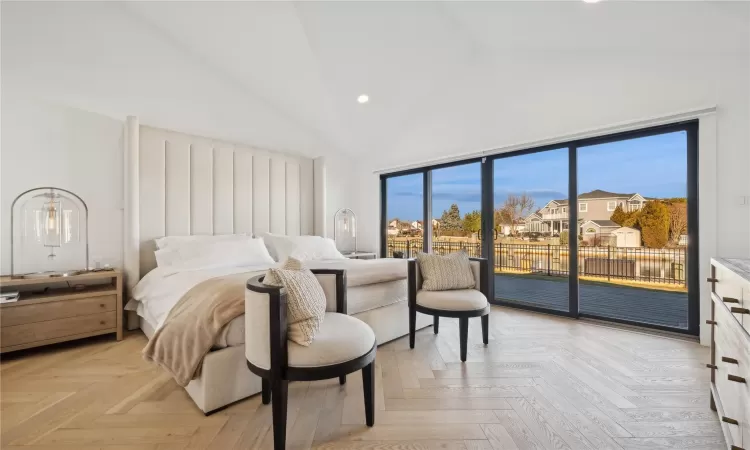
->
1;306;723;450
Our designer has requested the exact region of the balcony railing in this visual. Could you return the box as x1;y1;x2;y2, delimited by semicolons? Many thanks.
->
385;239;686;286
540;212;569;220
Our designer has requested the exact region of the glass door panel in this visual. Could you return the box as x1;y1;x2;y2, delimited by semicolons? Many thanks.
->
385;173;423;258
577;131;690;330
431;163;482;257
493;149;570;313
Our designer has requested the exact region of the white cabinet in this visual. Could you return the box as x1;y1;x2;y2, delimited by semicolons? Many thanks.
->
709;258;750;450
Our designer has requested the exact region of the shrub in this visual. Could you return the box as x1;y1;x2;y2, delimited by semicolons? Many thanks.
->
560;230;569;245
639;200;670;248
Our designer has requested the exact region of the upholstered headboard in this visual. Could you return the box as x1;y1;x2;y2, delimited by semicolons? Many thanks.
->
123;117;323;293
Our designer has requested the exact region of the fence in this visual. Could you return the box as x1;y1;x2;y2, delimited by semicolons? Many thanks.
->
385;239;687;286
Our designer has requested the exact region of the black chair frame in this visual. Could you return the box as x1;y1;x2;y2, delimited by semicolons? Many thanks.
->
246;269;375;450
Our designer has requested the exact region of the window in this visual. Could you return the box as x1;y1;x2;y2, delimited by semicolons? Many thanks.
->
562;207;566;213
607;201;617;211
579;202;588;212
384;173;423;257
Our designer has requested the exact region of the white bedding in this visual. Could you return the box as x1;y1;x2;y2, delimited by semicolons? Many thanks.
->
127;258;408;349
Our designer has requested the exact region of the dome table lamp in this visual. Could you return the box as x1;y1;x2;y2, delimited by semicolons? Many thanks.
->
10;187;89;278
334;208;357;255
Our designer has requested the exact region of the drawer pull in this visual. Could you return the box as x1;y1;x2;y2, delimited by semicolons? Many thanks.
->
99;321;105;325
100;304;106;308
706;364;717;369
722;356;739;364
722;416;739;425
730;446;745;450
706;320;717;325
727;374;746;384
722;297;740;304
730;307;750;315
707;277;719;283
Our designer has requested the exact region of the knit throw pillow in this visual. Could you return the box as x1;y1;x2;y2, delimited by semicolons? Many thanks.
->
263;258;326;346
416;251;476;291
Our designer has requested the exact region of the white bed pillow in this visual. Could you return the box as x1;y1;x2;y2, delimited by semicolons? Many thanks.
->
155;237;275;270
154;233;248;250
261;233;345;262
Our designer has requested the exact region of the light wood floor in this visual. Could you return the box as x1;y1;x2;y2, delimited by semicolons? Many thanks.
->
1;306;723;450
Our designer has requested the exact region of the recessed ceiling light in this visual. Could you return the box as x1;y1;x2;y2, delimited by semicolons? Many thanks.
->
357;94;369;104
583;0;601;3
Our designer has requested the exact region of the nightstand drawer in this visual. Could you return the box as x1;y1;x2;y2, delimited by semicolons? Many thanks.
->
0;295;116;327
1;311;116;348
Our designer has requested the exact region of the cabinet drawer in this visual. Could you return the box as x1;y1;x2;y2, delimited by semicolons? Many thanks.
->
1;311;116;348
715;337;745;447
0;295;116;327
714;264;746;324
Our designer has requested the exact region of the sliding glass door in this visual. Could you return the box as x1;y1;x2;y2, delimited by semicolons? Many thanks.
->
382;173;423;258
431;162;482;257
492;148;570;313
576;131;694;331
380;122;699;334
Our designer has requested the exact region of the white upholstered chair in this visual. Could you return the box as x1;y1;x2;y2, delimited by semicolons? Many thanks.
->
408;257;490;362
245;269;376;450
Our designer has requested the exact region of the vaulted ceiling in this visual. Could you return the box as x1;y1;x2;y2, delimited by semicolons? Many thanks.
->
2;1;748;165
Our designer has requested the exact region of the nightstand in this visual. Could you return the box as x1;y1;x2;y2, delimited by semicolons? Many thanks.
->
0;270;123;353
342;252;378;260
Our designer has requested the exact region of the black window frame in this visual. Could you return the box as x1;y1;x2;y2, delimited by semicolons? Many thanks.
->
380;120;699;336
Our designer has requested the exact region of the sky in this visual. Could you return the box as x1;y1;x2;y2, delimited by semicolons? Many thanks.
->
387;131;688;221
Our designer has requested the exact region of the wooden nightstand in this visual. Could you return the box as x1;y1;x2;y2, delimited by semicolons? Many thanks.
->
0;270;122;353
342;252;378;260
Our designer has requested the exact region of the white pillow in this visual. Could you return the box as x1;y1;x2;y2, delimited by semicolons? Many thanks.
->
261;233;345;262
154;237;275;270
154;233;248;250
289;237;346;261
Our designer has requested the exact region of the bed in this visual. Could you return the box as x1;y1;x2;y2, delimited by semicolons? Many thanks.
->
123;118;430;413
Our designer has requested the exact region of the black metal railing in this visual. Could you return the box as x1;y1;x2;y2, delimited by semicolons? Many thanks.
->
385;239;687;286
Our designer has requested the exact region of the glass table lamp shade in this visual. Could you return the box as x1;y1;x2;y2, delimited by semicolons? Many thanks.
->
334;208;357;253
11;187;88;277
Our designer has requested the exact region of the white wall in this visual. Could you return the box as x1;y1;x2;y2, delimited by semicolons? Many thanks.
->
0;95;124;273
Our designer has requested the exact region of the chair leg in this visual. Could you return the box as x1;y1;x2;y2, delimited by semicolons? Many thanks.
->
433;315;439;334
481;314;489;345
271;379;288;450
339;375;346;385
261;378;271;405
409;306;416;349
459;317;469;362
362;361;375;427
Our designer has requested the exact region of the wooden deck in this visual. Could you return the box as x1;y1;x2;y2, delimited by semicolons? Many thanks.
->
495;274;689;330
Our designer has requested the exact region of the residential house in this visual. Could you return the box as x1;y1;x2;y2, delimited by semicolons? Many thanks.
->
581;220;620;244
525;190;648;237
387;219;414;236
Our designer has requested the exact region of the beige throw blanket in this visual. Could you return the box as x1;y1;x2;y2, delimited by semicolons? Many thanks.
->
142;271;254;386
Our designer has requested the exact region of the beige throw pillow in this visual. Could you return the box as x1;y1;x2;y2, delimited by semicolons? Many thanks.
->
263;258;326;346
416;251;476;291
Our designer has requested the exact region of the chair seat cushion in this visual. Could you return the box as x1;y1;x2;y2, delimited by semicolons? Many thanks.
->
416;289;488;312
288;313;375;368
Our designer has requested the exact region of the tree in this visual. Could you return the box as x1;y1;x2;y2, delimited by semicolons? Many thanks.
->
667;201;687;246
499;193;535;236
462;210;481;235
610;205;628;225
559;230;569;245
494;207;512;234
439;204;462;233
610;205;639;228
638;200;670;248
